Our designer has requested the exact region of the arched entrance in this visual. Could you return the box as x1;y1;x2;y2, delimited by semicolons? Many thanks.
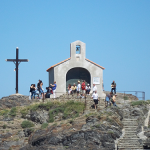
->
66;67;91;90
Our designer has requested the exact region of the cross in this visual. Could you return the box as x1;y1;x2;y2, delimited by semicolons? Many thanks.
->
6;47;29;94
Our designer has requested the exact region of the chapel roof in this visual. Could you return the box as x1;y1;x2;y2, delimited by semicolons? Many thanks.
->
46;58;105;72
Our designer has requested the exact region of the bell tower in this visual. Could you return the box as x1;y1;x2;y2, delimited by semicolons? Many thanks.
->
70;40;86;62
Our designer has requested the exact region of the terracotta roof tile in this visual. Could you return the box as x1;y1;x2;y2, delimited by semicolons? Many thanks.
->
46;58;71;72
85;58;105;70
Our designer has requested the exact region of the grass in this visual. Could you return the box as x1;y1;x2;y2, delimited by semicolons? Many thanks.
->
48;101;85;123
41;123;48;129
0;109;9;116
9;107;17;117
124;96;128;100
21;120;34;128
131;100;150;106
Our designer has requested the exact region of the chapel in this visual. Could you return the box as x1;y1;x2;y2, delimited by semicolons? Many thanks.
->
46;40;106;98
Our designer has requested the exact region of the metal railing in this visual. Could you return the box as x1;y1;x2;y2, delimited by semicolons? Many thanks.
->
116;91;145;100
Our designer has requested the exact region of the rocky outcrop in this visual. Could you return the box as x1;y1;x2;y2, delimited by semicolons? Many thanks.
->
20;107;123;150
0;93;150;150
0;95;37;110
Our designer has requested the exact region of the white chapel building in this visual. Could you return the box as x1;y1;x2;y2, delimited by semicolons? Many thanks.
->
46;40;106;98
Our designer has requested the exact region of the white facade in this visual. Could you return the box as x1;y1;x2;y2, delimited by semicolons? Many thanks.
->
46;40;106;99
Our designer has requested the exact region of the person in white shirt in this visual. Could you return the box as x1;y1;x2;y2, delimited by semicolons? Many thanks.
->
93;84;97;93
92;91;99;109
77;81;81;98
86;84;91;95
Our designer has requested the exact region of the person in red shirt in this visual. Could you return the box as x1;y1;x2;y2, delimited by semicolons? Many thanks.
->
81;80;86;98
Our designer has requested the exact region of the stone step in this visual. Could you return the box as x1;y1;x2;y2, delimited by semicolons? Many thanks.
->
121;138;140;140
123;119;137;121
124;126;138;127
118;147;143;150
118;149;143;150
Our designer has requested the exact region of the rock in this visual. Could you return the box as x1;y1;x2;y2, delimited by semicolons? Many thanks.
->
23;128;34;137
29;110;49;124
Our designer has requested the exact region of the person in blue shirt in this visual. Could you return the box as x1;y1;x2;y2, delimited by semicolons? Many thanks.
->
105;93;111;107
50;81;57;98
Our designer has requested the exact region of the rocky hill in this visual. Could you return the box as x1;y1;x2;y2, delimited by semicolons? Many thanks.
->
0;93;150;150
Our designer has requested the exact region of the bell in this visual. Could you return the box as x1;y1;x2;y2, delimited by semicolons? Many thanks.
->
76;47;79;51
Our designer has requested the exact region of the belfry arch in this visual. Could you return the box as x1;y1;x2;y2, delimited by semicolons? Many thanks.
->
66;67;91;90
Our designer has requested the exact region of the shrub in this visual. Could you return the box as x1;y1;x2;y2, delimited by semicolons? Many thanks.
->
41;123;48;129
124;96;128;100
21;120;34;128
9;107;17;117
3;124;7;129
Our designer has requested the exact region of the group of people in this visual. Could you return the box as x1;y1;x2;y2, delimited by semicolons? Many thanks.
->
105;81;117;107
29;79;117;109
29;80;57;100
67;80;97;99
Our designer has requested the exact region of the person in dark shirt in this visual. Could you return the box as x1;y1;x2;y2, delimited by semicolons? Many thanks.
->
45;87;52;98
30;84;36;99
111;81;116;94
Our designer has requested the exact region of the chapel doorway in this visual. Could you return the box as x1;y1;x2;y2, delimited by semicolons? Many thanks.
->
66;67;91;91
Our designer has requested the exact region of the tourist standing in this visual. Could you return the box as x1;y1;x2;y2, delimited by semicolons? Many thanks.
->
86;84;91;95
77;81;81;98
39;82;44;99
93;84;97;93
111;81;116;94
50;81;57;98
92;91;99;109
81;80;86;98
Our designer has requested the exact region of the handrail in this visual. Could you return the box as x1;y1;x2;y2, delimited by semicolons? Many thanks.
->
116;91;145;100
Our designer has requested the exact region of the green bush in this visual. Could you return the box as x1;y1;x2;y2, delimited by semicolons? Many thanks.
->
21;120;34;128
3;124;7;129
124;96;128;100
9;107;17;117
41;123;48;129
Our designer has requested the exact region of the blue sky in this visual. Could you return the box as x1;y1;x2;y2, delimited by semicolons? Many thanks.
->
0;0;150;100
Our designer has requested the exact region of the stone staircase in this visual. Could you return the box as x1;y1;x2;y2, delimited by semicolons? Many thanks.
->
118;118;143;150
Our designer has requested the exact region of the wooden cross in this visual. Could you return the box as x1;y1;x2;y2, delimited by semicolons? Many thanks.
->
6;47;29;94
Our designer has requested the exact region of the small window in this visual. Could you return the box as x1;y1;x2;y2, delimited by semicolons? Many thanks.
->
76;45;81;54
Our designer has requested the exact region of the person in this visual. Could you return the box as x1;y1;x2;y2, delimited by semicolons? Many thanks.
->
111;81;116;94
68;84;72;95
86;84;91;95
93;84;97;93
105;93;111;107
81;80;86;98
77;81;81;98
71;83;76;94
45;86;52;98
30;84;36;99
112;94;117;106
37;80;42;98
50;81;57;98
39;82;44;100
91;91;99;109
